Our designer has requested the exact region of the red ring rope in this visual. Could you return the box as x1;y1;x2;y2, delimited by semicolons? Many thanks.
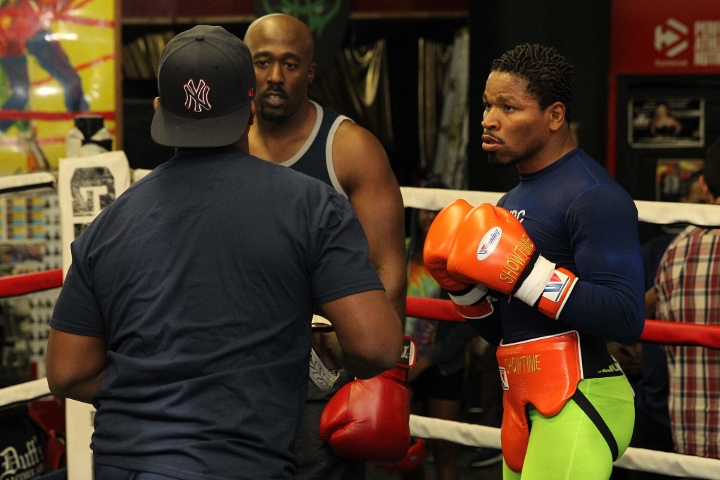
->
0;269;63;298
0;275;716;350
406;296;720;350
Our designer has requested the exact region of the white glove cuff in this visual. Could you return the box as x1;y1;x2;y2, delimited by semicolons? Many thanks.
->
309;348;342;391
514;255;555;306
448;284;489;306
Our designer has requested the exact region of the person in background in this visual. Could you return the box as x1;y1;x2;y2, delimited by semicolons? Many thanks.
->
649;102;682;140
44;25;403;480
244;14;408;480
424;43;645;479
680;170;713;205
399;178;477;480
655;138;720;460
610;168;715;480
465;335;504;469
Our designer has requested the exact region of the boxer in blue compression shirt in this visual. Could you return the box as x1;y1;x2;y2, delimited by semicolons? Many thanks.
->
424;44;645;479
496;147;645;347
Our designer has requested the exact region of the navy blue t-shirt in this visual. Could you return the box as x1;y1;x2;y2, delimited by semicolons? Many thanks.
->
474;148;645;350
49;146;384;480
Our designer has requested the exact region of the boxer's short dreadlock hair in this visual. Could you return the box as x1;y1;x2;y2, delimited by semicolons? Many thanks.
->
491;43;575;122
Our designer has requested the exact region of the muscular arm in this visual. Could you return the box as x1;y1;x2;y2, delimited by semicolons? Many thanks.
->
313;121;406;371
46;327;107;403
334;121;407;320
560;186;646;344
318;289;404;379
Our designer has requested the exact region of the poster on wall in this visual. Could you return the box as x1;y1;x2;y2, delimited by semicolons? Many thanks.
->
655;158;704;202
611;1;720;75
628;98;704;148
0;0;116;176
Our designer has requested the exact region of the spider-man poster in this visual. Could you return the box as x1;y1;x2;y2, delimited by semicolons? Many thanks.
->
0;0;116;174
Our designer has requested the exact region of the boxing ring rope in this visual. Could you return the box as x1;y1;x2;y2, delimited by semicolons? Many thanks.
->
0;269;63;410
407;296;720;350
400;186;720;227
0;269;64;299
1;186;719;478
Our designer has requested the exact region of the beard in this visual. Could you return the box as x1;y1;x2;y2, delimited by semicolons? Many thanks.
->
487;151;521;169
258;104;289;123
257;87;291;123
487;135;545;170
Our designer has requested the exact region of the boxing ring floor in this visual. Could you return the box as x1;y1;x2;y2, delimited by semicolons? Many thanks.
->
366;444;503;480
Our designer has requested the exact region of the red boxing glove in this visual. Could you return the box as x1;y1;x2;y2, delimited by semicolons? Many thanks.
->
423;199;494;320
319;337;417;463
448;204;577;319
378;437;426;473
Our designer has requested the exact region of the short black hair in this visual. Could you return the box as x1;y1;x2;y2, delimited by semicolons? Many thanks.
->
491;43;575;122
704;138;720;198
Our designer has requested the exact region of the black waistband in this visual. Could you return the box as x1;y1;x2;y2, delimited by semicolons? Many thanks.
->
579;333;623;379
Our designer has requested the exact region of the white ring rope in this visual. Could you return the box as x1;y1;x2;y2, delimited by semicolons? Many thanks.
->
0;378;50;409
1;182;719;477
400;186;720;227
409;415;720;479
0;171;56;194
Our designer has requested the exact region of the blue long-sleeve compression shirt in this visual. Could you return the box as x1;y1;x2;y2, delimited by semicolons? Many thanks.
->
471;148;645;348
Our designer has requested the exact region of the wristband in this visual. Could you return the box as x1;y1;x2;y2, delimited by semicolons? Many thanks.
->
513;255;577;320
383;336;417;383
448;284;489;306
514;255;555;305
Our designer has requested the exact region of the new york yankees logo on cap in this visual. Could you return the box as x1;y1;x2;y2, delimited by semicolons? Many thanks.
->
184;79;212;113
151;25;256;148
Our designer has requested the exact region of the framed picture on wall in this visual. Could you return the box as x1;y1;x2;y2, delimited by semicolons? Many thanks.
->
629;97;704;148
655;158;704;202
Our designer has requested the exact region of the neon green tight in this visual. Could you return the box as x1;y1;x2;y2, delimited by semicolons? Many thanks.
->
502;375;635;480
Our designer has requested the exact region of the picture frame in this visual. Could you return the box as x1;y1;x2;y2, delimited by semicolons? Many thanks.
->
629;97;704;148
655;158;704;202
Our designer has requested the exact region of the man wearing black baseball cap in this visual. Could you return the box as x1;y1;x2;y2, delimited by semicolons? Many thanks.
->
151;25;256;148
45;25;404;480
